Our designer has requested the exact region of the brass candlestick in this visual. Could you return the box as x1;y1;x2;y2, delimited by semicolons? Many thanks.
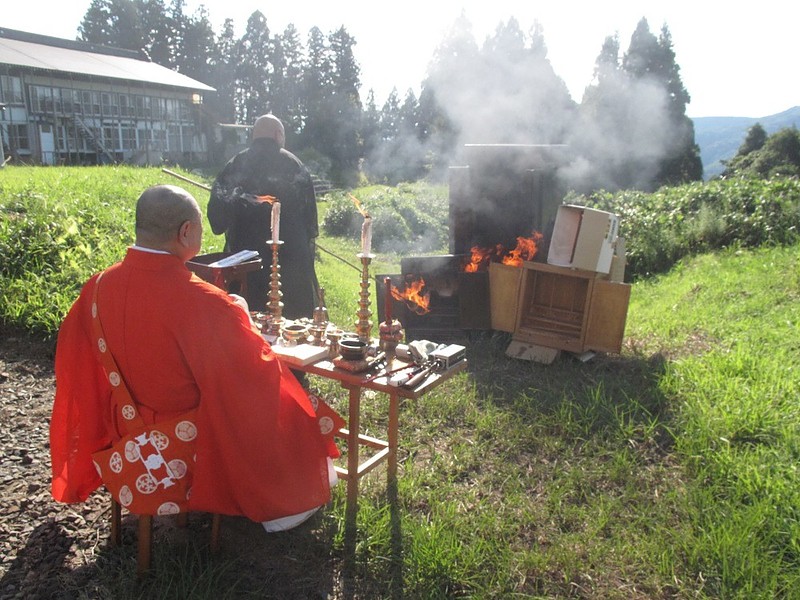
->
355;253;373;343
267;240;284;337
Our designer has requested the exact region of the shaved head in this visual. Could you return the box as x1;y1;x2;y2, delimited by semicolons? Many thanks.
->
135;184;201;244
252;114;285;148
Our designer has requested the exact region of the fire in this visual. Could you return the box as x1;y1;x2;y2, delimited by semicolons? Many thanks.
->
255;194;277;204
349;193;370;218
501;232;543;267
464;245;497;273
391;277;430;315
462;232;543;271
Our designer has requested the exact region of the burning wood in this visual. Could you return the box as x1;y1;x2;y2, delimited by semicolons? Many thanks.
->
463;232;543;272
391;277;431;315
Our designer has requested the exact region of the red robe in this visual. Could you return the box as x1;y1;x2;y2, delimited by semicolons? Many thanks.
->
50;248;333;521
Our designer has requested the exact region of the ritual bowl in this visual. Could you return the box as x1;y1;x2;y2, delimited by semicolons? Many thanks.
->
339;339;368;361
281;322;309;344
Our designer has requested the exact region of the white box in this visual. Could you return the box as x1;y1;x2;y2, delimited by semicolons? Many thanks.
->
547;205;619;274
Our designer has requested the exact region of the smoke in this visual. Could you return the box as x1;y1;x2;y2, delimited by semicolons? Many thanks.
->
364;18;688;194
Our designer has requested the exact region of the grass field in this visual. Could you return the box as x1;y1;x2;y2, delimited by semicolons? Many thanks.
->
1;166;798;598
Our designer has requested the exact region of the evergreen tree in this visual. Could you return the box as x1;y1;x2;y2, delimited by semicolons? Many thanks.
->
79;0;144;53
326;26;362;184
737;123;768;156
301;27;334;163
138;0;172;67
206;18;239;124
622;18;702;186
269;24;305;142
179;6;216;83
235;11;272;124
722;127;800;178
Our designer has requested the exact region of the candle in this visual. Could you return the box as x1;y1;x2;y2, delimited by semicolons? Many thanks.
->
271;201;281;242
384;277;392;324
361;215;372;256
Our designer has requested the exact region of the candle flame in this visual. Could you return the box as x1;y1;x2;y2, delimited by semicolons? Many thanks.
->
349;193;370;217
256;194;278;205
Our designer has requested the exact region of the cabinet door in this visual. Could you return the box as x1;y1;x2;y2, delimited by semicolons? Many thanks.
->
584;280;631;353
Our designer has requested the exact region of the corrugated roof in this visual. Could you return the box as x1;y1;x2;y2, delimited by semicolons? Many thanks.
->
0;29;214;92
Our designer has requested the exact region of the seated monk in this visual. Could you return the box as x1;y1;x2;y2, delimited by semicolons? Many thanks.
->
50;184;338;531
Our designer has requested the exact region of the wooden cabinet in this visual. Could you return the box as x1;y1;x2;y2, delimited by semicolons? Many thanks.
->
513;262;630;354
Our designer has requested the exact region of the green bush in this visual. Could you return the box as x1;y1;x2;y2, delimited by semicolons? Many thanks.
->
321;182;448;254
581;176;800;279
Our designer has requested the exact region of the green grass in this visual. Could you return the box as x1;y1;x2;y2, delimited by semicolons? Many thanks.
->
2;166;800;597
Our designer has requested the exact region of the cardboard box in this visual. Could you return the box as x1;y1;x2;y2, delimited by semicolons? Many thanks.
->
547;205;619;274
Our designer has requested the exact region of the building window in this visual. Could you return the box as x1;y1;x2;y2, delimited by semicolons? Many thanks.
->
7;124;30;151
103;126;120;151
0;76;23;104
101;92;119;117
119;94;133;117
120;125;136;150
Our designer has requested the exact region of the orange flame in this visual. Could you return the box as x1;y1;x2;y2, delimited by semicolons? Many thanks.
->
255;194;277;204
501;232;543;267
349;193;370;217
464;245;494;273
462;232;543;271
391;277;430;315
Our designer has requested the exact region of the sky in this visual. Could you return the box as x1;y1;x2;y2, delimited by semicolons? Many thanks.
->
3;0;798;119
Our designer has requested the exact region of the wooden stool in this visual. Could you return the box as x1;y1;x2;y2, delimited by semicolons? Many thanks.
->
110;498;222;576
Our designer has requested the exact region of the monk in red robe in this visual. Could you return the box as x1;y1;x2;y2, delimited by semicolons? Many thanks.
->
50;184;336;530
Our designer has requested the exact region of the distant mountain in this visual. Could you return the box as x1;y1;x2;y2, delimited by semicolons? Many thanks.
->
693;106;800;179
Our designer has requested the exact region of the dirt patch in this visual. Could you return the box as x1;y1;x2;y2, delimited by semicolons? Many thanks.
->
0;332;349;599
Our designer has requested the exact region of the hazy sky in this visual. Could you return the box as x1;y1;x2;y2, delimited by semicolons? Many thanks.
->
3;1;797;118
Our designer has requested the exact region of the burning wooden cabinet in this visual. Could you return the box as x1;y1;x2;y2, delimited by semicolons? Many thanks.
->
513;263;630;354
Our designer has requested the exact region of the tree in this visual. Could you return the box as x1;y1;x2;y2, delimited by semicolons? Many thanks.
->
622;19;702;187
326;26;362;183
269;24;305;142
78;0;144;53
722;127;800;178
737;123;768;157
138;0;172;67
206;18;238;124
235;11;272;124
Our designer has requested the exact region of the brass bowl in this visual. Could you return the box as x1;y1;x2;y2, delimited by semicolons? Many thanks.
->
281;323;309;344
339;339;368;361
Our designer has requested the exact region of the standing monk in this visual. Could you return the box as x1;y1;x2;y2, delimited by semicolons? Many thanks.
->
208;114;319;319
50;184;337;531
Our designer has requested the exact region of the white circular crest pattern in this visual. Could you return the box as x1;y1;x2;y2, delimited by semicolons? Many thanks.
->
309;394;320;411
124;440;140;462
319;416;334;435
91;303;97;318
136;473;158;494
175;420;197;442
157;502;180;515
119;485;133;507
150;430;169;450
108;371;121;387
97;337;107;353
121;405;136;420
167;459;188;479
108;451;123;473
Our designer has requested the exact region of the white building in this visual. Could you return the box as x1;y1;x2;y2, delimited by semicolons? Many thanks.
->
0;27;215;166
